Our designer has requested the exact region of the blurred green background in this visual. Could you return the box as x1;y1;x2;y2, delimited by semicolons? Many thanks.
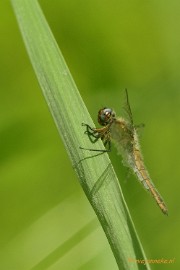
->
0;1;179;269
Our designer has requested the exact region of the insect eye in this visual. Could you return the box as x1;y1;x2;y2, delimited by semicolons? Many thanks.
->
98;108;114;126
105;111;110;116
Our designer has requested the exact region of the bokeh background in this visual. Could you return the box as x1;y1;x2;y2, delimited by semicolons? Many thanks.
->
0;1;180;269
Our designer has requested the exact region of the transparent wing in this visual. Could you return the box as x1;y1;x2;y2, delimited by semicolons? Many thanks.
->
122;89;134;128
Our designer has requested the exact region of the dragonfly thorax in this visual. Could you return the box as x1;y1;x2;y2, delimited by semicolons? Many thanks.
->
98;108;116;126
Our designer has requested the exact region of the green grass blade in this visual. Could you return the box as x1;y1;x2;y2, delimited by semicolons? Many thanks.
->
11;0;150;269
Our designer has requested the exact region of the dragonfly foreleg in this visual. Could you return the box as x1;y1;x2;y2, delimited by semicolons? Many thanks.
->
80;123;111;152
82;123;101;143
82;122;95;132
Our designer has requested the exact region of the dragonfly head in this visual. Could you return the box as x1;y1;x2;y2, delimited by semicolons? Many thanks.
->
98;108;116;126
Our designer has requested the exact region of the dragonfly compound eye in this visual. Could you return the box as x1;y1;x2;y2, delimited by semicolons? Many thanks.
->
98;108;115;126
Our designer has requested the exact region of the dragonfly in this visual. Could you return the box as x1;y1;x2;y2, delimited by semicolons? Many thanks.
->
80;89;168;215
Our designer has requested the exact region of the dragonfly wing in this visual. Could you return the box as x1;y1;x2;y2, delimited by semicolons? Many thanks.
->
122;89;134;128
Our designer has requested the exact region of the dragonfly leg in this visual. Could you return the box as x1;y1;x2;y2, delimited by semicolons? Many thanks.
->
81;123;101;143
80;123;111;152
82;123;96;133
103;139;111;152
79;145;111;152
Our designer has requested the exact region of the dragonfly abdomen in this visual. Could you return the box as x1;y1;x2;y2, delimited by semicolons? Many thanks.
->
131;146;150;188
133;145;168;215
